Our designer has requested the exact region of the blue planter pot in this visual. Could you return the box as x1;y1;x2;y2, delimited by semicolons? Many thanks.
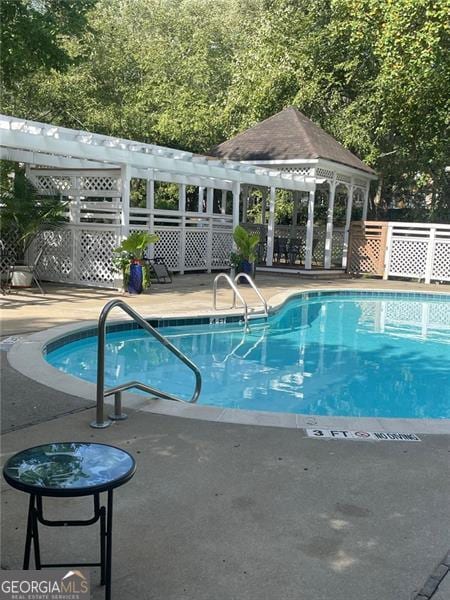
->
238;260;254;284
128;263;143;294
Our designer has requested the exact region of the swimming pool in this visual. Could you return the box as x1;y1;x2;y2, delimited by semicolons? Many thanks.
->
46;291;450;420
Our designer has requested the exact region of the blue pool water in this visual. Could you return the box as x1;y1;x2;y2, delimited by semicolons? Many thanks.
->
46;292;450;419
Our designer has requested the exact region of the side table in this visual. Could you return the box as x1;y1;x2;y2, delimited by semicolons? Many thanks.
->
3;442;136;600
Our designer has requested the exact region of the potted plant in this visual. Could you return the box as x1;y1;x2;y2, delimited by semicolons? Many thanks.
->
113;231;159;294
0;168;67;287
232;225;260;283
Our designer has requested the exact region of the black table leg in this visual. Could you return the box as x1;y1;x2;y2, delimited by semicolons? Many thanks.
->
23;495;34;569
31;500;41;569
23;495;41;569
100;504;106;586
105;490;113;600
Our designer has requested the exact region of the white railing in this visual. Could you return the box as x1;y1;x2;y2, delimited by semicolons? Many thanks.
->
384;222;450;284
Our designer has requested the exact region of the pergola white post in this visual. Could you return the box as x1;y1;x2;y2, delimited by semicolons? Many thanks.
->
342;179;354;269
324;175;337;269
206;187;214;272
305;189;315;269
362;185;369;221
232;181;240;232
120;163;131;237
206;187;214;214
261;189;267;225
242;185;248;224
198;186;205;212
179;184;186;274
220;190;227;215
266;186;276;267
146;176;155;259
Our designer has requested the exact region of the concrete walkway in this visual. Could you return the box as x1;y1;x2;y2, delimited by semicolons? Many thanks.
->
1;274;449;599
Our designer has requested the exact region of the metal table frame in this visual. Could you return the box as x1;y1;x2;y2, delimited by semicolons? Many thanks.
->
3;443;136;600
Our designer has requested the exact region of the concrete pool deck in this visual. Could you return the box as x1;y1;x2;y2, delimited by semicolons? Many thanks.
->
1;273;449;599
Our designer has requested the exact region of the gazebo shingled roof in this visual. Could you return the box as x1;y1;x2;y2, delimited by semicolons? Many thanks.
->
209;106;375;175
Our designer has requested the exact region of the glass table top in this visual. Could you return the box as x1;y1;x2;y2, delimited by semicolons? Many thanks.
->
3;443;135;495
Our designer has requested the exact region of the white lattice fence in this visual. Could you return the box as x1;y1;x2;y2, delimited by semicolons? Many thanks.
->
212;230;233;267
389;239;428;278
331;229;345;265
432;241;450;282
34;230;74;282
185;230;208;269
75;229;118;285
0;230;20;270
153;229;182;270
31;226;120;288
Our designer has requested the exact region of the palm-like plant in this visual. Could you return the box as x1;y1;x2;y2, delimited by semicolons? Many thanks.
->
0;169;67;262
114;231;159;261
233;225;260;264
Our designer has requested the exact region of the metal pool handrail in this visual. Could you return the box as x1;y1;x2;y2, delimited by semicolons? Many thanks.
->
233;273;268;317
213;273;249;332
91;299;202;429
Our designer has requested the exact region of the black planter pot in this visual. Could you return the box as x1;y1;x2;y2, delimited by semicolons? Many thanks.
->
128;262;143;294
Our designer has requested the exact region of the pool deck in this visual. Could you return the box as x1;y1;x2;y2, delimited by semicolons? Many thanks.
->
1;273;449;599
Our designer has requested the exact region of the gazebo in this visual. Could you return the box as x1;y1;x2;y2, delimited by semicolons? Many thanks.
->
210;107;377;272
0;114;318;288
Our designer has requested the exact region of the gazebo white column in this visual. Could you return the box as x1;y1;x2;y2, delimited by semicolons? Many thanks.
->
179;184;186;274
305;189;315;269
266;186;276;267
120;163;131;236
342;180;354;268
146;177;155;259
290;191;299;239
324;175;336;269
232;181;240;231
362;185;369;221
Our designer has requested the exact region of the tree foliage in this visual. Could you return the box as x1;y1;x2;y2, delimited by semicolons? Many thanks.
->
1;0;448;219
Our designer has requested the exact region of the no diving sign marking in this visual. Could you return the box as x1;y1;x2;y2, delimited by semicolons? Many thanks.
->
306;429;421;442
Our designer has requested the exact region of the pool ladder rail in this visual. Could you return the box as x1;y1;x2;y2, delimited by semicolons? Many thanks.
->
91;299;202;429
213;272;269;332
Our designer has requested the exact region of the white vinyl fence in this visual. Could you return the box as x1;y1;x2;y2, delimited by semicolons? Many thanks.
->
349;221;450;284
385;222;450;284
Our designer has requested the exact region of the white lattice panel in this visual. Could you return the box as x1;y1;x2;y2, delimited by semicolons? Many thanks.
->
312;228;328;263
80;176;119;192
33;230;74;282
282;167;313;176
0;231;20;270
76;229;118;285
389;239;428;277
316;167;334;179
331;229;345;264
432;241;450;281
153;229;182;270
212;231;233;266
185;230;208;269
32;175;72;195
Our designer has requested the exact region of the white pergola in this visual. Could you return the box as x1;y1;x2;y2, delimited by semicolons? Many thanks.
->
0;114;321;287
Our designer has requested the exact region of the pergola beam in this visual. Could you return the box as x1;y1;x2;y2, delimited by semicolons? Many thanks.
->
0;115;315;193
